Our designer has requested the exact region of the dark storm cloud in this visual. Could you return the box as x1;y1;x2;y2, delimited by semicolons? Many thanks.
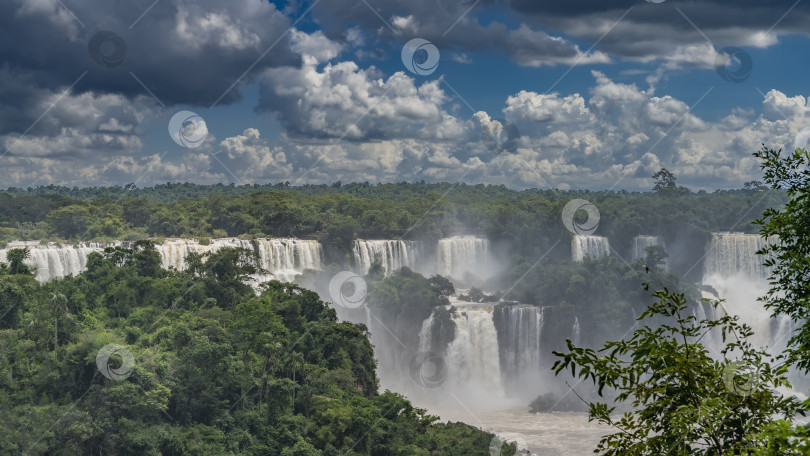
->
0;0;299;125
308;0;607;66
309;0;810;65
518;0;810;61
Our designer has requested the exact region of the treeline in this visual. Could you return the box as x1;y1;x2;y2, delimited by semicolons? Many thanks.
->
0;244;511;455
0;181;787;269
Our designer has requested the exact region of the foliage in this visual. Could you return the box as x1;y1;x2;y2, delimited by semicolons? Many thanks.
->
553;285;803;455
0;246;500;455
366;268;455;352
754;146;810;370
652;168;690;195
0;182;787;276
749;145;810;450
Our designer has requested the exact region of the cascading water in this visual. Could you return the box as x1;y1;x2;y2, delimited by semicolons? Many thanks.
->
571;235;610;262
0;241;122;281
418;304;505;402
253;239;322;282
572;317;581;347
1;238;322;284
704;233;772;279
633;235;664;259
352;240;421;275
702;233;790;351
156;238;322;283
436;236;492;281
494;305;544;385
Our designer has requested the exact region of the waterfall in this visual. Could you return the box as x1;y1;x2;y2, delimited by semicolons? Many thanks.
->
155;238;322;283
633;236;664;259
254;239;322;282
702;233;781;350
353;240;421;275
444;306;505;396
571;235;610;262
418;313;435;353
418;304;505;398
436;236;492;281
0;241;121;282
572;317;581;346
704;233;773;279
1;238;323;284
494;305;543;380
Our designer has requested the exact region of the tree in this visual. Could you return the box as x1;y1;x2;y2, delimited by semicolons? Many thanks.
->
652;168;690;196
428;274;455;299
751;145;810;452
284;351;306;407
652;168;677;193
46;204;94;239
5;248;33;276
553;285;802;455
640;245;668;271
754;146;810;370
744;181;769;192
51;293;68;358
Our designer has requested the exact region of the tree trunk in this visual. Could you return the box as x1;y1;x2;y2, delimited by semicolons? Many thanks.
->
53;316;58;359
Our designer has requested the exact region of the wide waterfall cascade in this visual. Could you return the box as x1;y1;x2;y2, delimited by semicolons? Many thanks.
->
436;236;492;281
352;240;421;275
702;233;791;352
704;233;774;279
0;241;124;281
571;235;610;262
157;238;322;283
1;238;323;284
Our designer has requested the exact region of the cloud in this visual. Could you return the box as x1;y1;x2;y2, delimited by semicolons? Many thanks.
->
257;42;466;141
4;69;809;192
307;0;810;82
2;0;809;192
216;128;294;182
0;0;298;108
307;0;614;68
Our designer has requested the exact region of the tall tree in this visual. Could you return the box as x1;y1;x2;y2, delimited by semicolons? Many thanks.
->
51;293;68;357
652;168;678;193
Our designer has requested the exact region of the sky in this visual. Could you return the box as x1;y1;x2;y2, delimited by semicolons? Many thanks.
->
2;0;810;191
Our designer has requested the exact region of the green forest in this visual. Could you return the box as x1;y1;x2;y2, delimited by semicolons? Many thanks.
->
0;175;786;281
0;244;512;455
2;148;810;455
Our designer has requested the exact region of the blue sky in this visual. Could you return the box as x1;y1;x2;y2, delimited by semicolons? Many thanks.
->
2;0;810;191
